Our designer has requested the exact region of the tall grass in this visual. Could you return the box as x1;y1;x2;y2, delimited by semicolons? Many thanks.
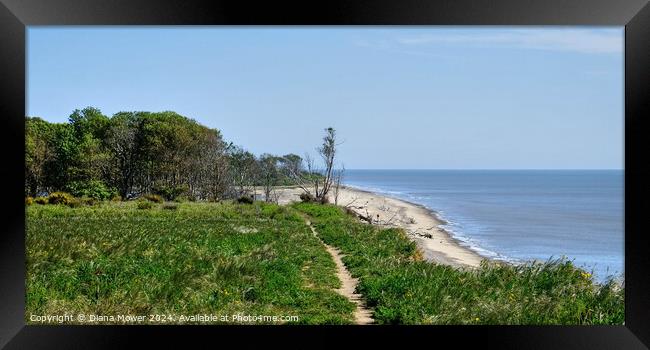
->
26;201;355;324
293;202;624;325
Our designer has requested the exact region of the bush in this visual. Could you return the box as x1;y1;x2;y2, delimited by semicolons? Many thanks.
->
34;197;48;205
65;180;117;201
299;192;316;203
111;194;122;202
298;193;328;204
25;197;34;206
143;194;163;203
237;195;254;204
162;202;179;210
174;195;191;203
80;196;97;206
67;198;82;208
47;192;74;205
137;200;154;210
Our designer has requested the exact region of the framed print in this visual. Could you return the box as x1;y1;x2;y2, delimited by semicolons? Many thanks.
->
1;0;649;348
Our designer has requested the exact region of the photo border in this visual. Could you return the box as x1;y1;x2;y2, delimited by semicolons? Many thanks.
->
1;0;648;348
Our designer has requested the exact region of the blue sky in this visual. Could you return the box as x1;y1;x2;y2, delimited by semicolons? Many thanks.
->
27;27;624;169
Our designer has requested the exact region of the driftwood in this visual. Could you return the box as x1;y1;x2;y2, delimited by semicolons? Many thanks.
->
384;211;399;225
410;230;433;239
344;197;359;208
344;207;374;224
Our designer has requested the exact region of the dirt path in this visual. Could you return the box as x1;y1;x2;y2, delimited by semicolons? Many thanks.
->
305;220;374;325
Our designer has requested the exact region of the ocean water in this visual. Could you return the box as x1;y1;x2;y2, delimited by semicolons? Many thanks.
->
343;170;624;283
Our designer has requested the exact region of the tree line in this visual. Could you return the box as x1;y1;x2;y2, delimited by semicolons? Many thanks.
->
25;107;321;202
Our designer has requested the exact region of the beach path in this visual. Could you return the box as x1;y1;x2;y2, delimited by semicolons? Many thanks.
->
264;186;484;268
304;219;374;325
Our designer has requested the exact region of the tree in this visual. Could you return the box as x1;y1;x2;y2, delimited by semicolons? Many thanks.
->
228;146;259;198
259;154;280;203
104;112;144;198
69;107;110;141
188;128;229;201
25;117;55;196
315;127;337;202
25;107;299;202
46;122;80;190
279;154;303;178
288;127;340;204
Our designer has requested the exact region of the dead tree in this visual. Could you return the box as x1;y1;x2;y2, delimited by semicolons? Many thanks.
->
287;127;341;204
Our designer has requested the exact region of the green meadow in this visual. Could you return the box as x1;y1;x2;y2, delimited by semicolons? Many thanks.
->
26;200;624;325
26;201;355;324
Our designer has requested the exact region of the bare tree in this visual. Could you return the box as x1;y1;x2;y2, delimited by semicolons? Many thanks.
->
287;127;340;204
315;127;337;202
259;154;280;203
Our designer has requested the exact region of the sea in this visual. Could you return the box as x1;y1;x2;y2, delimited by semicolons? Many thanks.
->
343;169;624;283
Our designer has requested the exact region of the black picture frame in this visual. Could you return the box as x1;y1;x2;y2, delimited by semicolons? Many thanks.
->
1;0;648;348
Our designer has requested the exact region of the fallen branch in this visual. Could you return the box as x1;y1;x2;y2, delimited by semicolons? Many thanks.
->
344;197;358;207
382;211;399;226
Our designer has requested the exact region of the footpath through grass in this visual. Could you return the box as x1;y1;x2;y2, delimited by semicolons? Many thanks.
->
26;201;355;324
293;202;625;325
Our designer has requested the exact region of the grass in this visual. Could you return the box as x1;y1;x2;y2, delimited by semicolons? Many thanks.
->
26;199;624;325
293;202;625;325
26;201;355;324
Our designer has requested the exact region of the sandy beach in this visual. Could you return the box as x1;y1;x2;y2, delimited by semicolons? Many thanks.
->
260;185;485;268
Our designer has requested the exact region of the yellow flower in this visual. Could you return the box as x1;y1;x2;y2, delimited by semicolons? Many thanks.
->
475;317;480;322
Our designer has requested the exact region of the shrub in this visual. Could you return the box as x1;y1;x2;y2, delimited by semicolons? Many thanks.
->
137;200;154;210
299;192;328;204
47;192;74;205
65;180;117;201
34;197;48;205
143;194;163;203
237;195;254;204
162;202;179;210
110;194;122;202
80;196;97;206
67;198;82;208
299;192;316;203
174;195;191;203
25;197;34;206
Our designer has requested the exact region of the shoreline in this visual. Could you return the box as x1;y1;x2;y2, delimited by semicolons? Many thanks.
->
267;185;488;268
338;185;488;268
340;184;515;264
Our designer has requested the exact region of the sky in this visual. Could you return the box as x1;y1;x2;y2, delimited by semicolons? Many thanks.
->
27;27;624;169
